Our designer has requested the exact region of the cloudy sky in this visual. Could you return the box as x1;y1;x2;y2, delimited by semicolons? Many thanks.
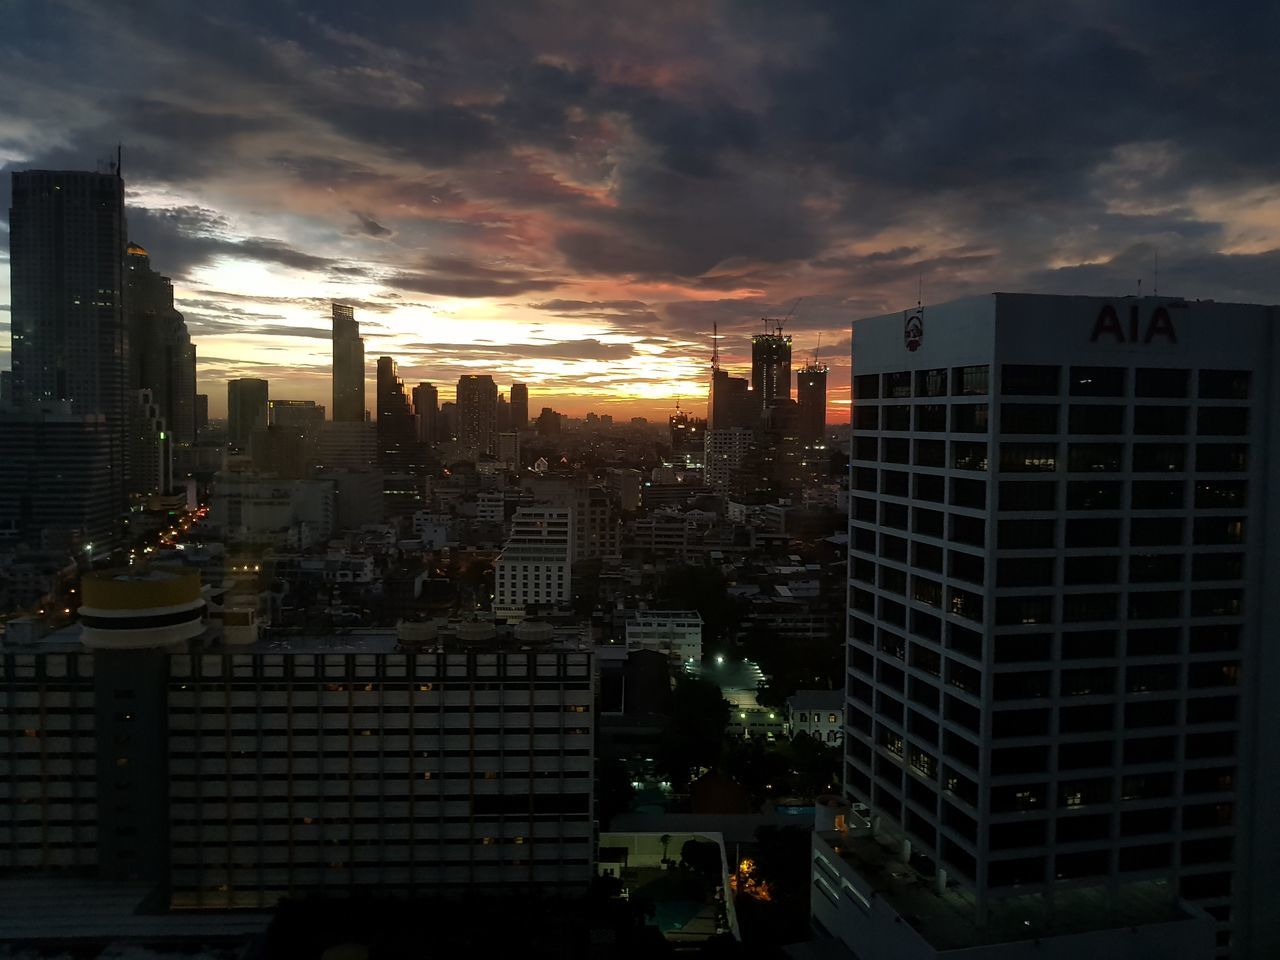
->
2;1;1278;419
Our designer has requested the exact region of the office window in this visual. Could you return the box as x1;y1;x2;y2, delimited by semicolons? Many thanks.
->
998;480;1056;511
1191;553;1244;582
952;365;989;396
1133;405;1188;435
1068;404;1124;434
1131;480;1183;510
915;404;947;431
950;477;986;509
951;442;988;471
1066;480;1121;510
948;550;985;585
1063;556;1119;585
1133;443;1186;472
1135;368;1188;398
853;406;879;430
1196;443;1248;472
1069;366;1125;397
1130;518;1183;547
1001;365;1060;396
1193;516;1245;545
885;371;912;398
914;439;946;467
1194;480;1247;508
883;405;911;430
853;374;880;400
1197;407;1249;436
884;437;910;464
996;556;1054;588
997;519;1055;549
916;368;948;397
1064;518;1119;548
1001;403;1059;434
1198;369;1250;400
1068;443;1122;472
952;403;988;433
1062;593;1119;623
881;469;909;496
1129;554;1182;583
999;442;1056;472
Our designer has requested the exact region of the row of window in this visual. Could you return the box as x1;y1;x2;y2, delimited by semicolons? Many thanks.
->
852;437;1250;473
854;403;1248;436
853;366;1250;401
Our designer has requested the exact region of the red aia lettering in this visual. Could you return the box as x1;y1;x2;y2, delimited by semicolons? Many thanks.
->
1090;305;1177;344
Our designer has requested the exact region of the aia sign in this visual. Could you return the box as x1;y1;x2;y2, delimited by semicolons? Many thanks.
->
1091;304;1177;344
904;313;923;352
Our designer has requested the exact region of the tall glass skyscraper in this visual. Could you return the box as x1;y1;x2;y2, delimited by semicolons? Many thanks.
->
8;168;129;517
125;242;196;445
332;302;365;422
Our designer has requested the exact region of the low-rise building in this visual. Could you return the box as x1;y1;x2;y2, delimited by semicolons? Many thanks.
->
785;689;843;745
625;610;703;666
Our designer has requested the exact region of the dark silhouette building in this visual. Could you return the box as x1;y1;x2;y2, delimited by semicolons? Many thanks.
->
227;378;268;450
8;167;129;518
708;368;753;429
412;382;438;444
510;382;529;429
456;374;497;455
796;361;828;442
126;242;196;445
750;326;792;414
331;303;364;422
194;393;208;433
376;357;416;465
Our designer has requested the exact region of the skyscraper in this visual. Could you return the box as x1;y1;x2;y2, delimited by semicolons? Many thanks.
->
456;374;498;456
227;378;268;449
9;167;129;516
751;326;792;414
708;368;753;430
126;242;196;444
510;382;529;429
194;393;208;433
332;302;364;422
412;382;438;444
822;293;1280;959
376;356;416;464
796;360;828;442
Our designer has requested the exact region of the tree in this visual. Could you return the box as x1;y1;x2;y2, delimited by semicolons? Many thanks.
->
656;676;731;789
680;838;723;881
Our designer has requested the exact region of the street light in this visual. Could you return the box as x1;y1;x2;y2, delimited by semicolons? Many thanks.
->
715;654;725;665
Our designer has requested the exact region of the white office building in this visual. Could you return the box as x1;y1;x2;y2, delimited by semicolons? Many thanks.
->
493;507;572;621
819;294;1280;960
625;610;703;666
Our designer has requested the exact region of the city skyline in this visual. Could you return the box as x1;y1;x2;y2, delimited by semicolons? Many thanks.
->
3;4;1279;419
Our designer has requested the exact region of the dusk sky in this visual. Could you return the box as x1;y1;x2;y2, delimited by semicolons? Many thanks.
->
3;1;1279;419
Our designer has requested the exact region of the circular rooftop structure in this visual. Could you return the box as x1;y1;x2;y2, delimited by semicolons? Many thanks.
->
79;566;205;650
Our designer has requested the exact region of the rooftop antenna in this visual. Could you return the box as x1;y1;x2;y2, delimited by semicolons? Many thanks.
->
815;332;822;366
711;322;720;372
1153;248;1159;298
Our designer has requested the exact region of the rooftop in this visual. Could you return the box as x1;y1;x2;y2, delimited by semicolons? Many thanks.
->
817;829;1190;950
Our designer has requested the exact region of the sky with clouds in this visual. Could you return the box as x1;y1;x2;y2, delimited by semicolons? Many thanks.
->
2;0;1278;419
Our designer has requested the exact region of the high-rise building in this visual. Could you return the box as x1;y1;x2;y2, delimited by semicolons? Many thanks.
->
456;374;498;456
822;293;1280;960
194;393;208;433
704;427;754;493
511;382;529;429
227;378;268;449
797;361;828;443
376;357;416;465
751;326;792;414
670;408;707;452
128;389;172;497
126;242;196;444
439;401;457;442
0;402;116;553
9;167;129;517
331;303;364;422
494;507;572;621
412;383;438;444
708;368;754;430
537;407;562;436
0;583;595;907
268;399;325;438
497;392;512;433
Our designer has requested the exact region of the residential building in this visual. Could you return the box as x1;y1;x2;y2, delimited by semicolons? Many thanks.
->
8;167;129;516
834;293;1279;959
797;361;828;443
457;374;498;456
705;427;754;493
494;507;572;621
0;578;595;909
227;378;268;450
269;399;325;438
625;610;703;666
511;382;529;429
786;689;843;745
331;303;365;422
